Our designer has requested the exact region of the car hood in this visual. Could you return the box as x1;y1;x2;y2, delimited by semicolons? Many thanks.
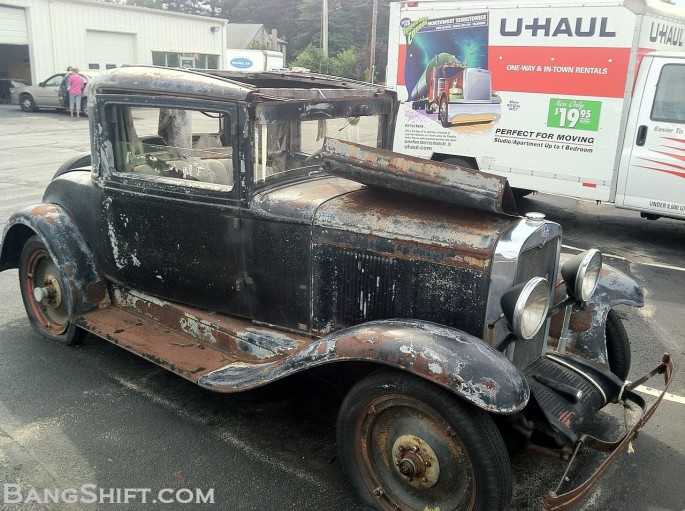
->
250;175;518;264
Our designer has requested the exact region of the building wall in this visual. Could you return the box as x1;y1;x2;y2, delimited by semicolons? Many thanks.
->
0;0;227;83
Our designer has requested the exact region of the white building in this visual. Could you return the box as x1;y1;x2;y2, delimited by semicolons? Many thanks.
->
0;0;228;84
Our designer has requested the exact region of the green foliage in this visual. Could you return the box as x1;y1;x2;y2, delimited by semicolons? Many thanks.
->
119;0;392;78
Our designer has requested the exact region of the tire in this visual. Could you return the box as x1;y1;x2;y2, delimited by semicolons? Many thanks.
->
439;96;450;127
19;93;37;112
606;309;631;381
18;236;84;346
53;153;92;179
444;157;476;170
337;370;512;511
80;96;89;117
512;188;535;199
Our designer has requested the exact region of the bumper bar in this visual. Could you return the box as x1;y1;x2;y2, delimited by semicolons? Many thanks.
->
542;353;674;511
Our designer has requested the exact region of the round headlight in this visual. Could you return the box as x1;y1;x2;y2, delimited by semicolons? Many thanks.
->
500;277;550;340
561;249;602;302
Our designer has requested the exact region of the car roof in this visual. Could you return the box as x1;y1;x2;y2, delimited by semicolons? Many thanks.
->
89;66;395;103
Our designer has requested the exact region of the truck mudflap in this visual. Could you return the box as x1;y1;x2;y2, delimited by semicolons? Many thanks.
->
543;353;674;511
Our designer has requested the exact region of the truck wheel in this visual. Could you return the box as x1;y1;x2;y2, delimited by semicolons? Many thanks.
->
19;93;37;112
337;370;511;511
18;236;84;346
439;97;450;127
53;153;92;179
606;309;631;381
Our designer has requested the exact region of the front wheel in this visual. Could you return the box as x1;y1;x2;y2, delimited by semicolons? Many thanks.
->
337;370;511;511
18;236;84;345
19;93;37;112
80;96;89;117
439;96;450;127
606;309;631;381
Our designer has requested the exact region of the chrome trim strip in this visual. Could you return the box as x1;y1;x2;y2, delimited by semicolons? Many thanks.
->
546;353;608;404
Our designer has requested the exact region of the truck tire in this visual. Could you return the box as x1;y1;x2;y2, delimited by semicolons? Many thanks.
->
338;369;512;511
18;236;85;346
439;96;450;127
53;153;92;179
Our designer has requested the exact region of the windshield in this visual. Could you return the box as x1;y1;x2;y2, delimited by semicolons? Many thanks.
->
253;115;382;187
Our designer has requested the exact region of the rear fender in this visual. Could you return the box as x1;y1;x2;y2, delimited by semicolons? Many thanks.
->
0;204;109;315
198;319;530;414
551;258;643;364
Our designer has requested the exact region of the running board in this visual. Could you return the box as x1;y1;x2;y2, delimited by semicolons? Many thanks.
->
76;287;311;389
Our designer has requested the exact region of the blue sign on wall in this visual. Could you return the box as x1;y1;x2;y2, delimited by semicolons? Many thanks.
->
231;58;253;69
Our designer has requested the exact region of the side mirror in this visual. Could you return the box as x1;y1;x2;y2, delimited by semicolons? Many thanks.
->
39;82;44;87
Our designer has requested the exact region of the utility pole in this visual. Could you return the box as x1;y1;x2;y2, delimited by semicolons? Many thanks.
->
322;0;329;57
368;0;379;83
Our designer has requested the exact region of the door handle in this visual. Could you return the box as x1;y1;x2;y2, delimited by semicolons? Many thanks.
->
636;125;647;146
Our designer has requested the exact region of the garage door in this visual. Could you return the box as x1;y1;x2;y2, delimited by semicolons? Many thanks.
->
86;30;136;70
0;5;28;45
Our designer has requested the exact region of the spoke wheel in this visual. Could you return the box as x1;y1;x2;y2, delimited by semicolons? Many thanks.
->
338;370;511;511
19;236;83;345
20;94;37;112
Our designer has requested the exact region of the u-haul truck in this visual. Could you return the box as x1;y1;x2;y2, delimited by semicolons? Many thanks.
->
387;0;685;220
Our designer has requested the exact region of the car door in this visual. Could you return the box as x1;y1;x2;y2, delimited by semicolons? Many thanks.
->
618;57;685;218
99;100;249;317
34;74;65;107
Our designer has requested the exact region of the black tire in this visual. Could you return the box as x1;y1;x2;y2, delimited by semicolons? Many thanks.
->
80;96;89;117
19;93;37;112
439;96;450;127
444;157;476;170
53;153;92;179
606;309;631;381
512;188;535;199
18;236;84;346
337;370;511;511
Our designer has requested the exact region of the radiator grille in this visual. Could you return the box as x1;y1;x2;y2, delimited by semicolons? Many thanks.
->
511;238;560;368
338;251;397;325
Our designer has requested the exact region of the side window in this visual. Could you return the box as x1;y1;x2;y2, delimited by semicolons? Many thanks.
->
108;105;234;190
45;75;64;86
253;116;381;187
651;64;685;123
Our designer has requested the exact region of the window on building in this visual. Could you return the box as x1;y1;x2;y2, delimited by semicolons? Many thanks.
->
89;64;100;70
152;52;220;69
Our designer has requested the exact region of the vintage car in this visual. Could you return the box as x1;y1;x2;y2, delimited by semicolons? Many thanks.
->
0;66;673;510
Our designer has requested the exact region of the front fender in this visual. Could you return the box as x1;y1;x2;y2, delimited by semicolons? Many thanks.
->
0;203;109;315
551;256;643;364
198;319;530;414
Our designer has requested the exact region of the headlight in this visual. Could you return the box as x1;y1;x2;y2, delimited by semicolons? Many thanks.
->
500;277;550;340
561;249;602;302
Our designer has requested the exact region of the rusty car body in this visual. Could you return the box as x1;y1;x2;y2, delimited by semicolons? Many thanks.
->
0;66;673;511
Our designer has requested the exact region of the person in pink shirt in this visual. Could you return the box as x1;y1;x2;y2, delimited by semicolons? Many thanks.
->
66;67;85;118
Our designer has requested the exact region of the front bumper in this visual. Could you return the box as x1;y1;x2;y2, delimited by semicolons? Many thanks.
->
542;353;674;510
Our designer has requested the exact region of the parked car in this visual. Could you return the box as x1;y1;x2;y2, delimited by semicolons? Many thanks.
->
0;66;673;511
14;72;95;116
0;78;26;104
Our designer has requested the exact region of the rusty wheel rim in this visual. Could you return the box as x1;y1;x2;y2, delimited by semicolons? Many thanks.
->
24;248;69;335
355;394;476;511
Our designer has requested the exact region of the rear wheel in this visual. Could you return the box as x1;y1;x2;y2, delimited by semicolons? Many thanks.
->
337;370;511;511
18;236;84;346
606;309;631;381
19;93;36;112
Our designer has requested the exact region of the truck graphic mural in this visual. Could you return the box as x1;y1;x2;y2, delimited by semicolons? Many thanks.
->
401;13;501;126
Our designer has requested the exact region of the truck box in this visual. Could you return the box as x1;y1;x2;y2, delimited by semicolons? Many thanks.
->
387;0;685;220
225;49;284;72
